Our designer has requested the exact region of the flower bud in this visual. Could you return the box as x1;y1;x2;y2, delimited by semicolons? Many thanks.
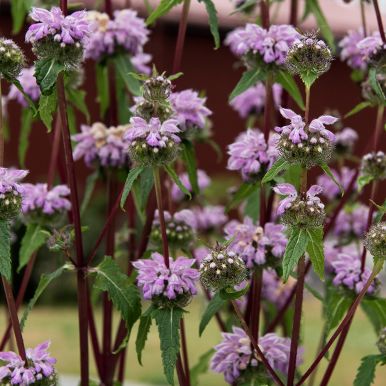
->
134;99;174;122
143;75;172;102
152;291;192;309
0;38;25;79
365;222;386;258
0;190;22;220
361;151;386;181
200;247;247;291
377;327;386;355
46;225;75;252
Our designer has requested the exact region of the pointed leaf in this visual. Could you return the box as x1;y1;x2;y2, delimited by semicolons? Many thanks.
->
66;88;90;123
275;70;305;110
10;79;38;114
229;69;263;101
81;170;99;215
344;101;372;118
164;164;192;199
198;0;220;49
132;167;154;222
219;284;250;300
358;174;374;192
182;140;199;195
226;182;257;212
361;297;386;334
0;220;11;282
39;91;58;132
114;55;141;96
262;157;289;184
369;68;386;102
199;292;226;336
136;305;155;365
11;0;32;34
146;0;183;25
354;354;384;386
35;58;64;95
306;227;325;280
18;109;34;167
190;348;215;386
320;163;344;196
120;166;145;210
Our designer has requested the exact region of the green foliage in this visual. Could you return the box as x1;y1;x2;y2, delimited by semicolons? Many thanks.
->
358;174;374;192
80;170;99;215
39;91;58;132
198;0;220;49
66;88;90;123
164;164;192;199
94;257;141;334
153;306;184;385
373;199;386;223
219;285;250;300
0;220;11;282
18;223;48;272
282;164;302;190
146;0;183;25
132;167;154;222
226;182;258;212
306;227;324;280
190;348;215;386
114;55;141;96
35;58;64;95
120;166;145;210
199;292;226;336
243;186;260;222
229;69;263;101
361;297;386;334
18;109;34;167
135;305;155;365
275;70;305;110
345;101;372;118
96;63;110;117
320;162;344;196
182;140;199;195
11;0;32;34
10;79;38;114
369;68;386;102
262;157;289;184
354;354;385;386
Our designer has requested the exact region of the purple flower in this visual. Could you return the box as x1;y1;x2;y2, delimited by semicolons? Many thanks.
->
22;183;71;216
192;205;228;232
334;204;370;238
357;32;385;63
154;209;197;230
335;127;358;151
0;168;28;196
225;24;299;65
224;218;287;268
131;52;152;75
171;169;211;201
72;122;130;168
132;252;199;300
169;89;212;130
193;245;210;265
227;129;279;181
85;9;149;61
26;7;90;46
331;251;379;294
230;82;282;118
262;269;294;308
26;341;56;378
339;28;367;70
273;183;324;216
211;327;303;383
317;167;357;200
124;116;181;148
7;67;40;107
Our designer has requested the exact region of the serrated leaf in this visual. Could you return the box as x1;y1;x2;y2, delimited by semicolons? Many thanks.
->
120;166;145;210
21;264;70;329
81;170;99;215
164;164;192;200
282;227;309;281
344;101;372;118
114;55;141;96
198;0;220;49
306;227;324;280
94;257;141;334
361;297;386;334
320;162;344;196
182;140;199;195
146;0;183;25
18;224;48;272
18;109;34;167
226;182;257;212
153;306;184;385
39;91;58;132
262;157;289;184
369;68;386;102
219;284;250;300
66;88;90;123
136;305;155;365
358;174;374;192
275;70;305;110
96;63;109;117
190;348;215;386
354;354;384;386
35;58;64;95
132;167;154;222
229;69;263;101
0;220;11;282
199;292;226;336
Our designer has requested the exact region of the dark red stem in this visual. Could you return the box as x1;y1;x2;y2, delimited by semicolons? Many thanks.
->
250;269;263;341
289;0;298;25
373;0;386;43
180;318;191;386
260;0;270;28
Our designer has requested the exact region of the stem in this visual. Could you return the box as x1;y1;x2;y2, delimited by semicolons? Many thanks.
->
230;300;284;386
0;78;4;166
180;318;191;386
172;0;191;74
372;105;384;150
289;0;298;25
260;0;270;28
372;0;386;44
176;353;187;385
304;85;311;124
250;269;263;341
360;0;367;36
263;73;273;142
153;167;170;268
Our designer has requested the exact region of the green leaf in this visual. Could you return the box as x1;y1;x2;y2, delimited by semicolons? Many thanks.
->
282;164;302;190
361;297;386;334
358;174;374;192
320;163;344;196
344;101;372;118
226;182;257;212
18;224;48;272
275;70;305;110
199;292;226;336
66;88;90;123
243;186;260;222
21;264;70;329
18;109;34;168
306;227;324;280
11;0;32;34
0;220;11;282
182;140;199;195
10;79;38;114
153;306;184;385
120;166;145;210
94;257;141;334
135;305;155;365
282;227;309;281
132;167;154;222
96;63;109;117
369;68;386;102
190;348;215;386
354;354;384;386
114;55;141;96
262;157;289;184
198;0;220;49
146;0;183;25
219;284;250;300
164;164;192;199
81;170;99;215
229;69;263;101
373;199;386;223
306;0;336;53
39;91;58;132
35;58;64;95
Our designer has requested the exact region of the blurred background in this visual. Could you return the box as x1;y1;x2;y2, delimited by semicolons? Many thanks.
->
0;0;386;384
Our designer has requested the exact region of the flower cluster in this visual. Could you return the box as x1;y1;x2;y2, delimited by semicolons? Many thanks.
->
357;32;385;64
333;204;369;240
224;218;287;268
0;341;57;385
211;327;302;384
192;205;228;233
225;24;299;66
230;82;282;118
85;9;149;61
274;183;325;227
132;252;199;307
22;183;71;223
339;28;367;70
334;127;358;156
330;251;379;294
360;151;386;181
171;169;211;201
275;107;337;167
0;38;25;79
227;129;279;181
7;66;40;107
317;167;356;200
72;122;130;168
0;168;28;219
365;222;386;258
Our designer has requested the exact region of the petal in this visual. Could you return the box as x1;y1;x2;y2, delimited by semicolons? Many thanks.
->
273;183;297;196
279;107;297;120
307;184;323;197
317;115;339;125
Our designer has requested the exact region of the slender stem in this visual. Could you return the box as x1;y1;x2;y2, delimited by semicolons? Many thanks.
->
360;0;367;36
304;85;311;124
180;318;191;386
250;269;263;341
230;300;284;386
176;353;187;385
153;167;170;268
260;0;270;28
263;73;273;142
172;0;191;74
289;0;298;25
372;105;384;150
372;0;386;43
60;0;68;15
0;78;3;166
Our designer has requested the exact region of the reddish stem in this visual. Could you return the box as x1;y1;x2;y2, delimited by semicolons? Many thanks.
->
260;0;270;29
373;0;386;43
289;0;298;25
180;318;191;386
250;269;263;341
